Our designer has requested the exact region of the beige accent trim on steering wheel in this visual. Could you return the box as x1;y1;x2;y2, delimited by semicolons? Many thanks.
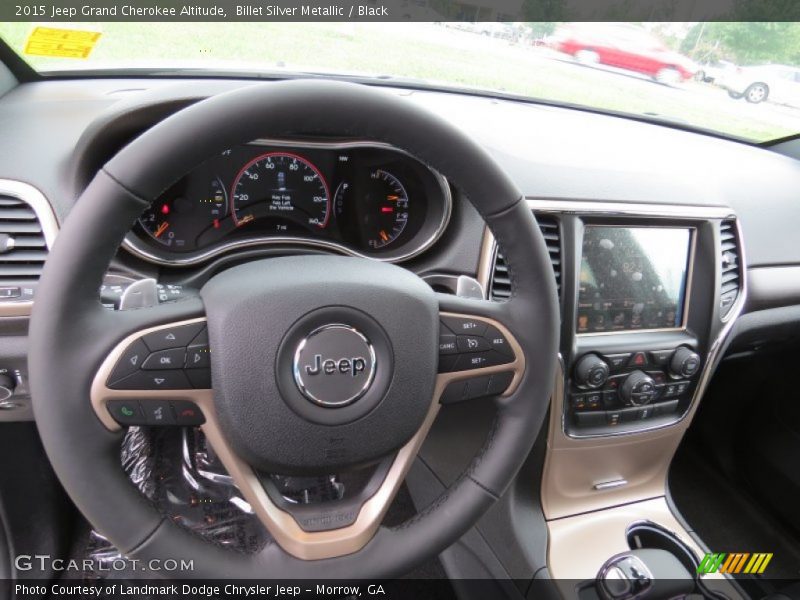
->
90;312;524;560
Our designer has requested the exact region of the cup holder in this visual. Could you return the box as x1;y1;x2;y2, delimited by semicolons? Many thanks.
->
627;520;700;575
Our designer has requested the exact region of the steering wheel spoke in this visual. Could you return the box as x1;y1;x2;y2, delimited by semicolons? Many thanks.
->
436;294;525;405
90;309;441;561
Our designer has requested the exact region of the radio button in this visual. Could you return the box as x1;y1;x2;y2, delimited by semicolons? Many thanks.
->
649;350;673;367
604;353;632;369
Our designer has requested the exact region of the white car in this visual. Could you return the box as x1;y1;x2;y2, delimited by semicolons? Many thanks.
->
717;63;800;106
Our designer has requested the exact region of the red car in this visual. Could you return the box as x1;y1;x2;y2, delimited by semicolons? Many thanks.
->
551;23;697;84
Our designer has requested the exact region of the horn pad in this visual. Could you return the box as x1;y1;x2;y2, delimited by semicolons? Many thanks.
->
200;255;439;475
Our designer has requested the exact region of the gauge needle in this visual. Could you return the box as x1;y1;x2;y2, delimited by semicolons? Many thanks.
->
379;230;389;242
387;195;399;201
154;222;169;238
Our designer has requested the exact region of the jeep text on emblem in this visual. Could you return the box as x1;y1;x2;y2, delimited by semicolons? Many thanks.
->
293;324;377;407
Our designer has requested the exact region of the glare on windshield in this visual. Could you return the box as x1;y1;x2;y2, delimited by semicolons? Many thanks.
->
0;21;798;142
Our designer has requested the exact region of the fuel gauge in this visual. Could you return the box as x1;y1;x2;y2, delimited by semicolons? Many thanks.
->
335;169;409;250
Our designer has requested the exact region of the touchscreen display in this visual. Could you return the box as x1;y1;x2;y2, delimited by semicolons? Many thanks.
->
577;227;691;334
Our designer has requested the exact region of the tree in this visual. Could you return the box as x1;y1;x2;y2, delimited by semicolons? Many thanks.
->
704;22;800;65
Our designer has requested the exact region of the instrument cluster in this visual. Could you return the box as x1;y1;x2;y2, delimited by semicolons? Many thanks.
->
124;141;452;265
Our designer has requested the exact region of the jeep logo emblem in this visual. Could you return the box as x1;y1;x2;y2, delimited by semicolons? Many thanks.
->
293;324;376;407
305;355;367;377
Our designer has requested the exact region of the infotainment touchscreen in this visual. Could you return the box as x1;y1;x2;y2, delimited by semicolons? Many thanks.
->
577;227;691;334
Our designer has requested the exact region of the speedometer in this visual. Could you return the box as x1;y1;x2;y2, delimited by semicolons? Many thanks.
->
231;152;330;231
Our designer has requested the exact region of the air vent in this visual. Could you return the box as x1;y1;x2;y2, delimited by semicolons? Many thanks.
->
490;214;561;301
719;219;740;317
0;194;48;288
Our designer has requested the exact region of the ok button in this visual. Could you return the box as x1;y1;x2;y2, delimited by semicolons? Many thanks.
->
142;348;186;370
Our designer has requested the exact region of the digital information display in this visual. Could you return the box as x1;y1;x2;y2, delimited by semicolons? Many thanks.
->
577;227;691;334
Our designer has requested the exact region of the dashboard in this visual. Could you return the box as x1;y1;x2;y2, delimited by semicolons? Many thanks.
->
123;141;452;265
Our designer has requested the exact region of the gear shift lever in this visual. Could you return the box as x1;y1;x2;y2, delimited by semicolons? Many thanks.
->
596;549;695;600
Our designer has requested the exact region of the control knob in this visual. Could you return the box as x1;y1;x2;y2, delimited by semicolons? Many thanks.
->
670;347;701;378
620;371;657;406
574;354;610;389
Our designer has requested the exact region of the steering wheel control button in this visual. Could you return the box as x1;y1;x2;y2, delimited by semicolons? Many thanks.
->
141;400;177;426
440;316;488;337
484;325;514;357
456;335;491;353
171;400;205;426
293;324;377;408
142;322;205;352
107;338;150;385
454;350;511;371
109;369;191;390
438;334;458;355
186;368;211;389
487;371;514;396
186;344;210;369
141;348;186;370
107;400;144;426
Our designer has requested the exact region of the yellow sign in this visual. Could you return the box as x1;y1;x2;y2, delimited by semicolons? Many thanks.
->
24;27;101;59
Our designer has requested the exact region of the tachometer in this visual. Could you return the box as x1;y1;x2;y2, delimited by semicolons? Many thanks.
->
138;177;227;250
231;152;330;231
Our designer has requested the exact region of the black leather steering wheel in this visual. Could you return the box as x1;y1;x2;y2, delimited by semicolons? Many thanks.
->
28;80;558;578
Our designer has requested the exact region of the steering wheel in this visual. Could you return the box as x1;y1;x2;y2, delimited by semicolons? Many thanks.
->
28;80;558;578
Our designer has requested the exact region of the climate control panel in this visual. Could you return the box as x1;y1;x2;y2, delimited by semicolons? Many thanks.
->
567;346;702;434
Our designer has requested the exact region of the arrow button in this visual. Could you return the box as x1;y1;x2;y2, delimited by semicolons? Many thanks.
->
109;369;191;391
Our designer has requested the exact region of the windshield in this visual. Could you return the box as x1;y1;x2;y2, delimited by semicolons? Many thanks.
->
1;21;799;143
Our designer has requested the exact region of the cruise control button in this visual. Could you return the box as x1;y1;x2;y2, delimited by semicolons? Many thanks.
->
107;400;144;426
483;325;514;357
142;322;205;352
440;316;487;337
141;400;177;426
109;369;191;390
438;334;458;355
453;350;511;371
456;335;491;353
107;339;149;385
171;400;205;426
186;344;210;369
141;348;186;370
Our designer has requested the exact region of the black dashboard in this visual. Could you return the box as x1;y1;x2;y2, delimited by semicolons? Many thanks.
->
1;76;800;426
124;140;451;265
